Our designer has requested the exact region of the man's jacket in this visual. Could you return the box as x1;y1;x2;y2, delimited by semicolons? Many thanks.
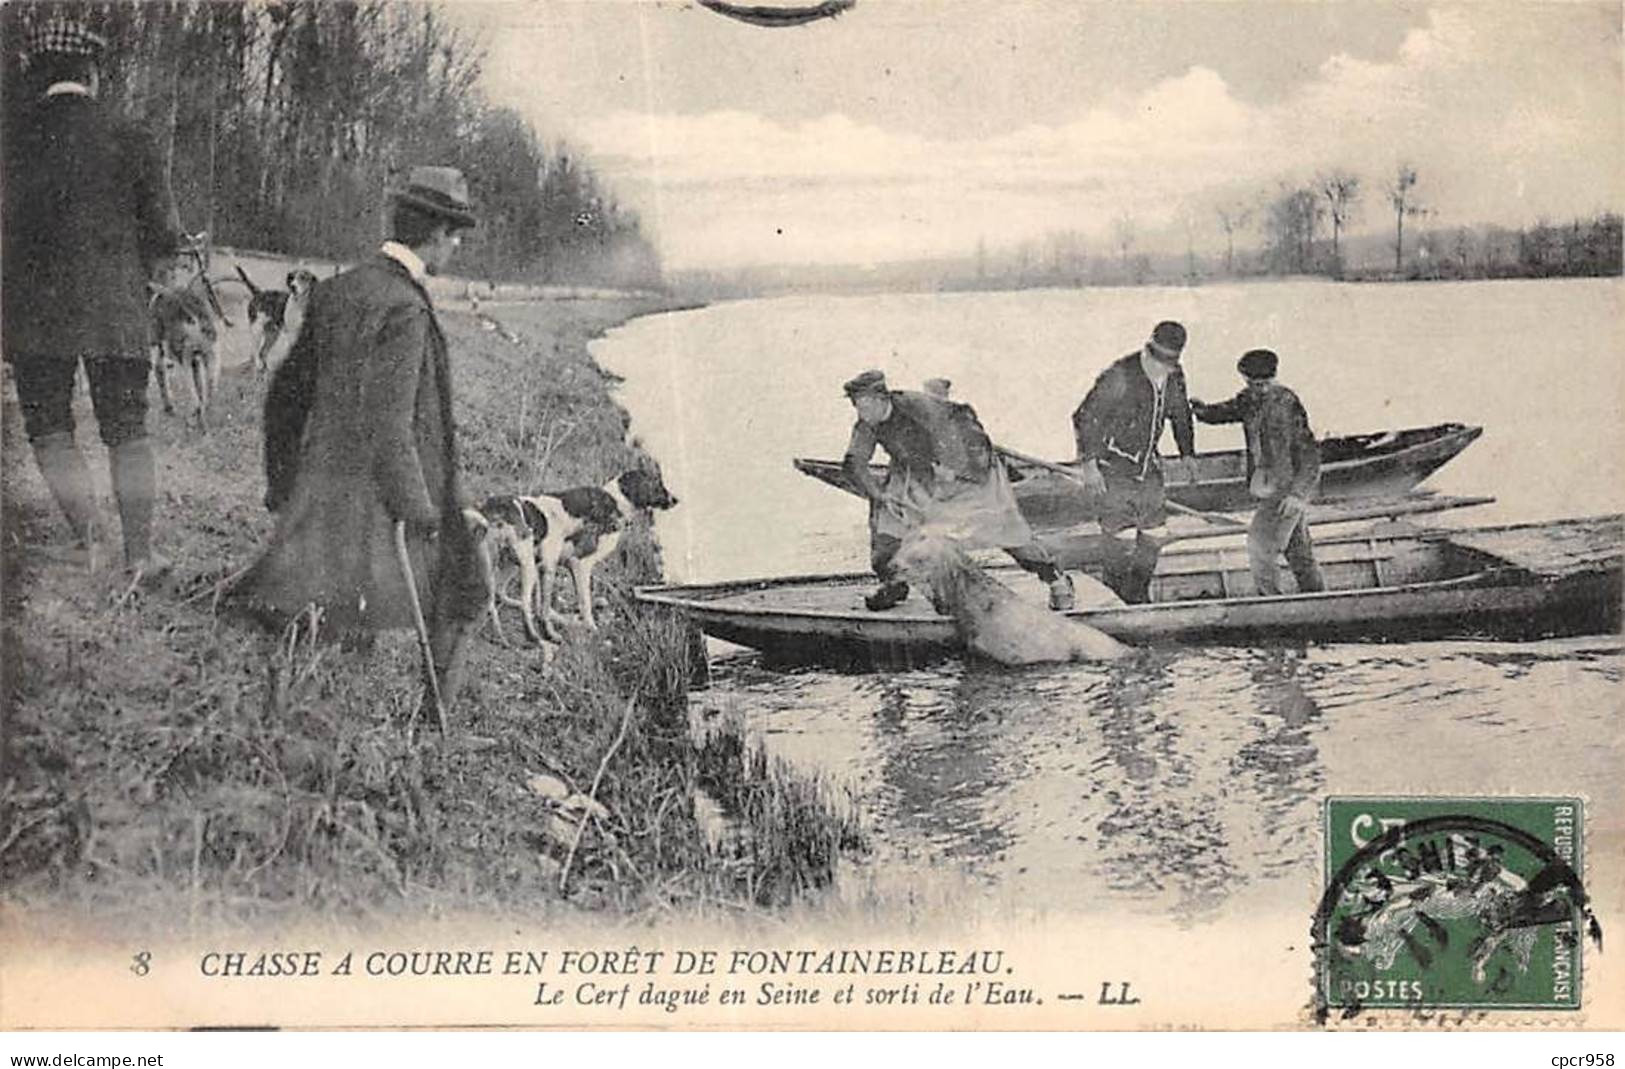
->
842;390;986;497
234;253;482;633
1071;352;1196;478
1191;382;1321;501
2;93;182;359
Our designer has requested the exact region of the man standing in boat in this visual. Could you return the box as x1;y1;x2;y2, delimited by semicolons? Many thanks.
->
842;370;1075;612
1191;349;1325;597
1071;320;1198;603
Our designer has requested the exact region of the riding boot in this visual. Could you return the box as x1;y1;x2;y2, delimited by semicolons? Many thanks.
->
1099;535;1136;603
109;437;168;576
30;431;101;563
1121;533;1162;605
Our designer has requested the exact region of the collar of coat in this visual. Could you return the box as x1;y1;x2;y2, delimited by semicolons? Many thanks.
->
379;241;428;284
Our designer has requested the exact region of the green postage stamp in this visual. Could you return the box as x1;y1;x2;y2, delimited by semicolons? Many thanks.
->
1316;796;1597;1015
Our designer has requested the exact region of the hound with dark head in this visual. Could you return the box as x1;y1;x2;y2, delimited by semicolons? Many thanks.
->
236;264;317;373
148;286;219;429
463;468;679;646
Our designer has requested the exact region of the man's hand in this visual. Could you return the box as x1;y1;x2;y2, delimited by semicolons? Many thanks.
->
1277;494;1308;522
1077;458;1107;497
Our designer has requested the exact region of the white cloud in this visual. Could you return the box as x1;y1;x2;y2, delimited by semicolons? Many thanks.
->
576;8;1621;268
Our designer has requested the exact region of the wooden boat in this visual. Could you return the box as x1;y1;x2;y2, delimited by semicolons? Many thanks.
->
635;515;1623;666
793;422;1483;531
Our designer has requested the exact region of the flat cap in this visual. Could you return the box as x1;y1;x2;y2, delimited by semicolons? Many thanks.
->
842;369;888;397
1238;348;1279;380
25;15;106;59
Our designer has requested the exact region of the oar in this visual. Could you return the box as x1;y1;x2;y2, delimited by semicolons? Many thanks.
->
994;444;1244;529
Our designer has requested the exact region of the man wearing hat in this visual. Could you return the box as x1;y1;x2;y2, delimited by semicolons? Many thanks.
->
1191;349;1324;597
230;166;486;723
1070;320;1199;603
842;370;1074;612
2;14;184;578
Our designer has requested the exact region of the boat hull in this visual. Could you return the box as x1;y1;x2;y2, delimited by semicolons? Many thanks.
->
794;422;1483;531
636;517;1623;667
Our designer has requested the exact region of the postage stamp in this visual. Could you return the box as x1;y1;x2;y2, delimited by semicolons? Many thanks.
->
1315;796;1598;1017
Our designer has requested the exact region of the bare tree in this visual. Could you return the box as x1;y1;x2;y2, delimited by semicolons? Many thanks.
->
1111;213;1136;280
1388;163;1426;275
1215;202;1254;276
1317;170;1361;276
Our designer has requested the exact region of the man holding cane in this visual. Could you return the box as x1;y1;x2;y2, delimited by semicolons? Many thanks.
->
229;167;485;726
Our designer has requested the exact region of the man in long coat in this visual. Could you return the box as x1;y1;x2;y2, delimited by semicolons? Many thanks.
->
1070;320;1199;603
842;370;1075;612
1;15;183;576
228;167;486;721
1192;348;1325;597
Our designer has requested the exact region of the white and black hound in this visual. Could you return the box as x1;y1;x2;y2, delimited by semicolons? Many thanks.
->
236;265;317;373
463;469;679;646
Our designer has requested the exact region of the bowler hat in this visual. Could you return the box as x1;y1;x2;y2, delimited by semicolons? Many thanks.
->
1147;320;1187;361
24;15;106;60
392;166;477;229
1238;348;1278;380
843;369;888;397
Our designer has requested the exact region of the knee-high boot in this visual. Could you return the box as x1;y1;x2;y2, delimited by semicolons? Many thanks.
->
30;431;101;552
109;437;161;569
1122;532;1162;605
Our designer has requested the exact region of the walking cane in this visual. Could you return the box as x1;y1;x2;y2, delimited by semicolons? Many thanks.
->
394;520;449;735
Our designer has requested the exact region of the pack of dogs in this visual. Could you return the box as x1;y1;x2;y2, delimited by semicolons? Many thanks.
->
146;264;316;430
462;469;679;647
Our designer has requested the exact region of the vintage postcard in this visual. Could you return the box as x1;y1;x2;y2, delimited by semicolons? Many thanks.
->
1;0;1620;1033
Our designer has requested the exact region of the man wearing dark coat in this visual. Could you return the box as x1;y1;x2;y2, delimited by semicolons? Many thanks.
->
1070;320;1198;603
1191;348;1325;597
843;370;1074;612
1;15;183;578
228;167;486;721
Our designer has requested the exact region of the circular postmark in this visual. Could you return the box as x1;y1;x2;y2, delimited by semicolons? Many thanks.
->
1313;812;1601;1023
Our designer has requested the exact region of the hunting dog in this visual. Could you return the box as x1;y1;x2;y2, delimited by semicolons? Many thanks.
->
236;265;317;373
892;533;1129;665
463;469;679;646
148;286;220;428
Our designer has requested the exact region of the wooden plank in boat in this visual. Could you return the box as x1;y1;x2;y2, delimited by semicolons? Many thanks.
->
1442;515;1624;578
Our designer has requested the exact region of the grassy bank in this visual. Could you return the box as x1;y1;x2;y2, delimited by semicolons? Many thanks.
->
0;290;859;933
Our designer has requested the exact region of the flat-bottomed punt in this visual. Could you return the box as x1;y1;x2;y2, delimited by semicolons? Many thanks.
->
636;515;1622;666
794;422;1483;531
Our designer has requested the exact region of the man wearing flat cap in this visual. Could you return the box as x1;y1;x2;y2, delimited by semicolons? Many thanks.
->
230;166;485;723
1191;349;1324;597
1070;320;1199;603
2;14;185;579
842;370;1075;612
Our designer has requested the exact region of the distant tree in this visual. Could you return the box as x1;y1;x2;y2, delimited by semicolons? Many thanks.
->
1215;202;1254;276
1111;213;1137;279
1388;163;1426;275
1316;170;1361;276
1264;186;1322;274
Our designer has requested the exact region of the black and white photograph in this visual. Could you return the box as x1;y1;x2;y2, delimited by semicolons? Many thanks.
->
1;0;1620;1034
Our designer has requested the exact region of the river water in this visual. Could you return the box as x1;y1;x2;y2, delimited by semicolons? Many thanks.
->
592;279;1623;922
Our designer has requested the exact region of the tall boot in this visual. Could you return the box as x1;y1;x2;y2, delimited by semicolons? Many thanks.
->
30;431;101;565
1122;533;1162;605
109;437;168;575
1099;535;1135;603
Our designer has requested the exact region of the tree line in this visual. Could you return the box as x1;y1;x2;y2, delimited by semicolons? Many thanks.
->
955;161;1620;290
1;0;662;290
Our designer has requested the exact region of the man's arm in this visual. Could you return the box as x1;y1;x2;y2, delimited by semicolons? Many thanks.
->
1168;371;1197;459
1190;389;1248;425
1286;396;1321;501
842;420;883;501
361;303;439;528
262;292;321;512
124;124;184;275
1071;369;1124;463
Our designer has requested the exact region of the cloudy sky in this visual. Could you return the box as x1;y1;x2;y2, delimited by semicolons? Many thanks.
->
458;1;1622;270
